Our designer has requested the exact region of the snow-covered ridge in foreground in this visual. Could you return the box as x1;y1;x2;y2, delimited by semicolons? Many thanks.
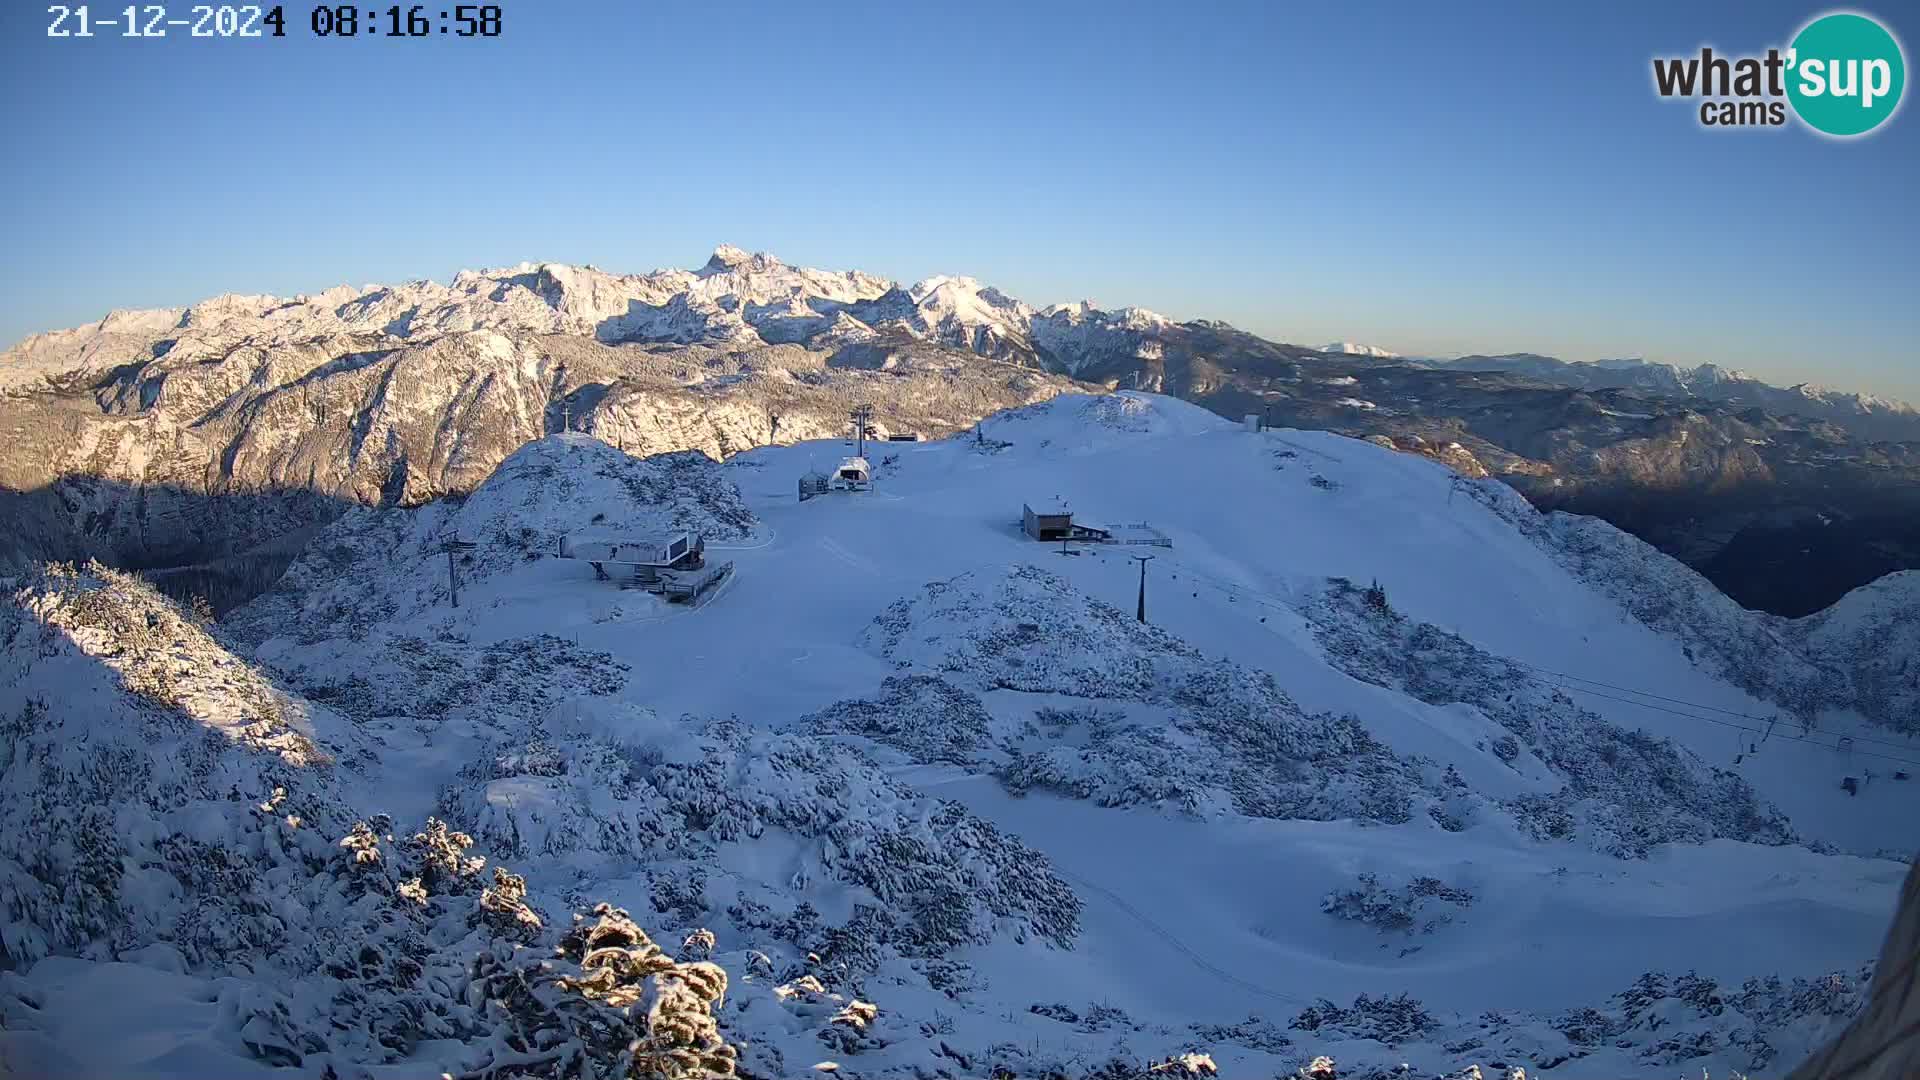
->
224;433;758;645
1;391;1911;1079
0;564;363;966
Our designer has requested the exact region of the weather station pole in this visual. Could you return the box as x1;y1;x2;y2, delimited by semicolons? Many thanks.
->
1132;553;1155;623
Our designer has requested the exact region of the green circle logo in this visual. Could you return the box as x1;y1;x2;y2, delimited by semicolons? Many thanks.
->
1787;12;1906;136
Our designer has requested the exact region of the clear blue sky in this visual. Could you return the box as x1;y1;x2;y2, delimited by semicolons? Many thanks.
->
3;1;1916;398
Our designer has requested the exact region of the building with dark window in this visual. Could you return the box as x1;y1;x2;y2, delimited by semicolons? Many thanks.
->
1023;500;1074;540
1022;500;1114;542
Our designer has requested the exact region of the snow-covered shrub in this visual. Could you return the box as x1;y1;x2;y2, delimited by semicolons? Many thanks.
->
438;712;1082;971
1291;994;1437;1048
1255;957;1860;1077
1147;1053;1218;1076
1306;578;1796;857
997;709;1222;816
680;928;717;960
262;629;628;732
1026;1000;1140;1034
262;814;512;1061
1322;873;1474;934
1188;1014;1294;1052
465;903;738;1079
860;566;1428;824
1296;1057;1338;1080
1591;967;1870;1073
799;674;992;764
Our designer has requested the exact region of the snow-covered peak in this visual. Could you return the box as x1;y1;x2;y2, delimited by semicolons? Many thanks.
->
1690;362;1753;386
1041;300;1097;319
1111;305;1172;330
906;274;976;303
96;307;186;335
1029;301;1171;375
701;243;756;273
1322;342;1400;359
905;275;1031;322
179;292;285;329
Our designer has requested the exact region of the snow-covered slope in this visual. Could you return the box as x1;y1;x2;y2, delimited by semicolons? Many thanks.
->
1792;571;1920;736
2;391;1911;1079
1443;479;1920;742
0;564;364;968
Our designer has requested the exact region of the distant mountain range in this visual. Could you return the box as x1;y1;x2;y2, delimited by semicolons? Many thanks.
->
4;245;1918;616
1401;353;1920;443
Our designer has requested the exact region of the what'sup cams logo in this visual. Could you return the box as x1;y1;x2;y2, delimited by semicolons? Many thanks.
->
1653;10;1906;136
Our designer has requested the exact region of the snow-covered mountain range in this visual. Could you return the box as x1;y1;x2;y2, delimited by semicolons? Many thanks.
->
5;245;1920;621
0;244;1178;400
2;391;1913;1079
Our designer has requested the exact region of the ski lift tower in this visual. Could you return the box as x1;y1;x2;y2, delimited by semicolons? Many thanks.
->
849;404;874;457
1131;553;1156;623
552;361;571;433
439;539;478;608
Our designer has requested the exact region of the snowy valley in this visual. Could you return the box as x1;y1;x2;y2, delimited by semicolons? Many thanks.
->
1;390;1913;1079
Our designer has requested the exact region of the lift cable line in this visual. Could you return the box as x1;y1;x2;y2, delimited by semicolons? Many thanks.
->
1524;666;1770;719
1513;662;1920;755
1539;684;1920;769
